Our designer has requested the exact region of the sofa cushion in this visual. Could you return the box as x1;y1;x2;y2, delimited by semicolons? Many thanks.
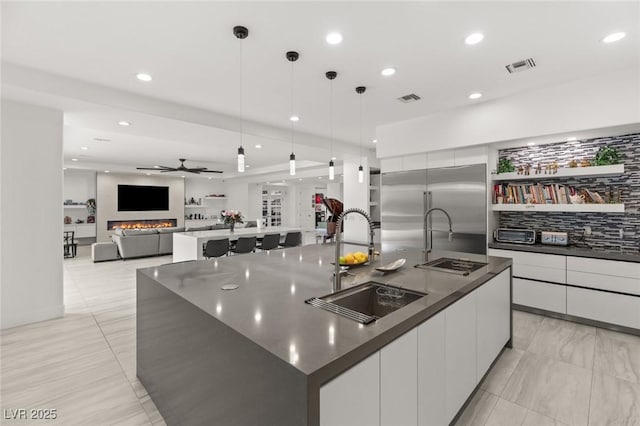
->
122;228;159;236
158;227;185;234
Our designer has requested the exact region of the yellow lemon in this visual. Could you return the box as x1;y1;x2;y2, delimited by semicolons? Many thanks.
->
344;254;355;264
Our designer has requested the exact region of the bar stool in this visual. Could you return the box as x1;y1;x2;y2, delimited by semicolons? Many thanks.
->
204;238;230;259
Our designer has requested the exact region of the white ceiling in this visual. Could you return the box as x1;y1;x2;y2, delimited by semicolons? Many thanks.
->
2;1;638;178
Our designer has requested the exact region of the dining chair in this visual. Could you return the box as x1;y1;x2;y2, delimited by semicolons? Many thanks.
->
256;233;280;252
204;238;230;259
63;230;77;258
231;237;256;255
279;231;302;248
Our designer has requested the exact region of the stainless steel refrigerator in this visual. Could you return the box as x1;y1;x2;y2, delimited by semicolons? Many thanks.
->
380;164;486;254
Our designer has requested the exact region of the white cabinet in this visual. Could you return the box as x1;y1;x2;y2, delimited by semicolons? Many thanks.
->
567;287;640;329
445;290;477;423
320;352;380;426
477;269;511;380
417;311;446;426
381;329;418;426
513;278;566;314
566;257;640;296
489;249;566;283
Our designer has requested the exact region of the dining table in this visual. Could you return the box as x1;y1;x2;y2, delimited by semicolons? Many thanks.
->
172;226;302;262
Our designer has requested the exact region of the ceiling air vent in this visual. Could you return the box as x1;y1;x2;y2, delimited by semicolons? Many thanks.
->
505;58;536;74
397;93;421;103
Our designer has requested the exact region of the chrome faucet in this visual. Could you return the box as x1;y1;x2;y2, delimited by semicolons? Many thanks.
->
424;207;453;260
333;208;376;292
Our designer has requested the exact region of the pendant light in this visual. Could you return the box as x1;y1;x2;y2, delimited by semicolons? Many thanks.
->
286;51;299;175
356;86;366;183
326;71;337;180
234;26;249;173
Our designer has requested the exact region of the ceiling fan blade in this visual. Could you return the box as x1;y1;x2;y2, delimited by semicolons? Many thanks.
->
136;167;160;170
200;170;224;174
159;169;178;173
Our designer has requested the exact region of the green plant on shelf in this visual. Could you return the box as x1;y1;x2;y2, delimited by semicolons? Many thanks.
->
591;146;622;166
497;158;515;174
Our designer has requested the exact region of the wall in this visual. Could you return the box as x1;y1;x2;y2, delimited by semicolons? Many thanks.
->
96;173;185;242
376;68;640;158
1;100;64;329
497;133;640;253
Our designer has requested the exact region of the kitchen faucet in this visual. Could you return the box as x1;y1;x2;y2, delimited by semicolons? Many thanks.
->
424;207;453;261
333;208;376;292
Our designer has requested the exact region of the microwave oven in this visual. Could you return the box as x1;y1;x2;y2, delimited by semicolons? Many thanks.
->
495;228;536;245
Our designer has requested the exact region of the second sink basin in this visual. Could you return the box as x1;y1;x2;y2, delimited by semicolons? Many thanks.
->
306;282;427;325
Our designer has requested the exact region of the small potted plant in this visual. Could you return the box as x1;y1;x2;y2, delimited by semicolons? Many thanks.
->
221;210;244;232
497;158;515;174
591;146;622;166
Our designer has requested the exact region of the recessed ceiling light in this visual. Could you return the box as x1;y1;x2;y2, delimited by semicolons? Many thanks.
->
208;177;212;180
372;139;378;144
298;178;303;181
63;167;67;170
465;32;484;45
527;142;536;146
255;144;262;149
602;32;626;43
181;175;185;178
71;158;78;162
317;176;322;179
326;32;343;45
104;170;110;173
80;146;88;150
566;137;577;142
136;73;152;82
289;115;299;122
146;173;151;176
381;68;396;77
118;121;131;126
93;137;111;142
153;165;160;168
468;92;483;100
245;165;250;168
331;156;337;160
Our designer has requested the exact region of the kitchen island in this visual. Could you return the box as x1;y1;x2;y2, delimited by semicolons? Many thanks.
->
137;244;512;426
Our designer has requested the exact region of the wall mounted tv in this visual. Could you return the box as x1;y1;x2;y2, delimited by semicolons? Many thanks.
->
117;185;169;211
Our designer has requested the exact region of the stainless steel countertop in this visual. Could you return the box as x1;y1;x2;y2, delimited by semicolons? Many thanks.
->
138;244;511;384
489;242;640;263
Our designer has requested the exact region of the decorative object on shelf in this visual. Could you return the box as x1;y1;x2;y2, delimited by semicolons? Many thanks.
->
356;86;366;184
75;219;85;224
517;165;524;175
87;215;95;224
592;146;622;166
568;159;578;168
535;163;543;174
86;198;96;216
524;164;531;175
234;25;249;173
64;216;72;224
221;210;244;232
580;158;592;167
497;158;515;174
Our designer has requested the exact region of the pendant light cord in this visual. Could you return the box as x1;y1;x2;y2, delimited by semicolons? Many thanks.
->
330;78;333;159
240;37;244;148
359;91;363;163
290;60;294;154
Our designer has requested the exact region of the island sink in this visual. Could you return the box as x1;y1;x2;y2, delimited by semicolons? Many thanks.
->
417;257;488;276
306;282;427;325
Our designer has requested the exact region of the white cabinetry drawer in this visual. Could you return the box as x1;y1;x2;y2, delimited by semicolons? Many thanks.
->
566;257;640;279
567;287;640;329
513;264;566;283
489;249;566;282
567;271;640;296
513;278;566;314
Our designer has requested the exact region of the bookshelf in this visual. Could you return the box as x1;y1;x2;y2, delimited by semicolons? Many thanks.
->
491;164;624;181
491;204;624;213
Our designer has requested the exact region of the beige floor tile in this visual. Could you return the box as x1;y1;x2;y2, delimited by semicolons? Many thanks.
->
594;328;640;384
484;398;527;426
481;347;524;396
527;317;596;369
512;311;544;351
523;409;569;426
502;352;592;426
454;390;499;426
588;372;640;426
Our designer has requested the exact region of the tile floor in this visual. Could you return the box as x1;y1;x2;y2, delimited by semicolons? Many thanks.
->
1;244;639;425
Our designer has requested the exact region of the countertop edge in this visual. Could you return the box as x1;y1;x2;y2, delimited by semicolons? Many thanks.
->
488;242;640;263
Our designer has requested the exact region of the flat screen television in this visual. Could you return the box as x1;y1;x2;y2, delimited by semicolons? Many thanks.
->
117;184;169;211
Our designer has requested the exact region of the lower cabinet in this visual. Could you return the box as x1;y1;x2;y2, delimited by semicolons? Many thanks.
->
445;289;477;423
513;277;566;314
319;269;511;426
319;352;380;426
567;287;640;329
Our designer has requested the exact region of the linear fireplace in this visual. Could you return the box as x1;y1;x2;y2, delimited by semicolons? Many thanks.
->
108;219;177;230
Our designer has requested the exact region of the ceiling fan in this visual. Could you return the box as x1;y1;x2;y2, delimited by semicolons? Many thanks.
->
136;158;223;174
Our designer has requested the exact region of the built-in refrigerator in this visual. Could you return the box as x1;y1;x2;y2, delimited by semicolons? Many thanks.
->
380;164;487;254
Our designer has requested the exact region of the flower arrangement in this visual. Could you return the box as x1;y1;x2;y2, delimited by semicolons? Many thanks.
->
86;198;97;216
220;210;244;225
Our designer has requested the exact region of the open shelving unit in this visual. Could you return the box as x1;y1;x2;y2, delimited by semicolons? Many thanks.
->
491;164;624;181
491;203;625;213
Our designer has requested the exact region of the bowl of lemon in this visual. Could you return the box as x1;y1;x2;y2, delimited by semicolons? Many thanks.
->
339;251;369;266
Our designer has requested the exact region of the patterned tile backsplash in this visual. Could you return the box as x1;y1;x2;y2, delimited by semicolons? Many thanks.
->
497;133;640;254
